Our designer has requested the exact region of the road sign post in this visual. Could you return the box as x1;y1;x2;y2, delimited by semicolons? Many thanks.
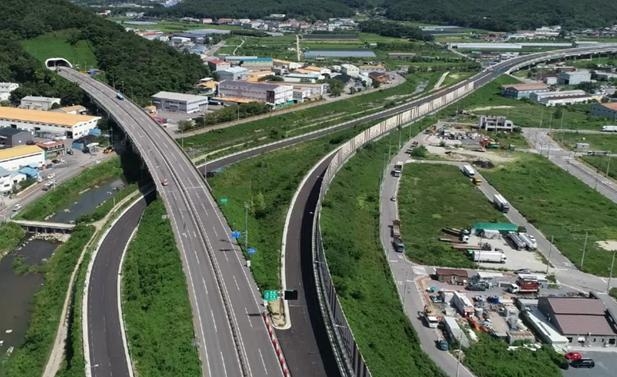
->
262;290;279;302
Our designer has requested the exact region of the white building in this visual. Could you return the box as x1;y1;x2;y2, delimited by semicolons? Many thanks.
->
151;91;209;114
216;67;249;81
558;70;592;85
218;81;294;106
530;90;593;106
341;64;360;77
20;96;61;111
477;115;514;131
0;82;19;102
0;107;101;139
0;166;26;195
0;145;45;172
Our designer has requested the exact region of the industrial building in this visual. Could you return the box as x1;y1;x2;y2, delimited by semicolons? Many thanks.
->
0;82;19;102
218;81;294;106
501;83;549;99
558;70;592;85
225;56;273;70
476;115;514;132
434;268;469;285
151;91;209;114
53;105;87;115
341;64;360;77
0;166;26;195
0;107;101;139
36;140;66;159
0;145;45;171
591;102;617;120
216;67;249;81
19;96;61;111
530;90;594;106
0;128;33;148
207;58;231;72
538;297;617;347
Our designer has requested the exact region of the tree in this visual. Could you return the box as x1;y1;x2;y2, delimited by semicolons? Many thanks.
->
326;79;343;97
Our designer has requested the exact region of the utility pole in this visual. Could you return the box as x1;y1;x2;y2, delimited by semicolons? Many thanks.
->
546;235;554;274
608;250;616;292
244;202;249;251
581;231;589;269
606;155;612;177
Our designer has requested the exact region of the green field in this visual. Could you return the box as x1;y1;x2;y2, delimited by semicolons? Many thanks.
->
321;122;448;377
454;76;607;130
398;163;505;267
22;30;98;69
553;131;617;152
209;125;366;289
0;223;25;260
482;154;617;276
123;199;201;377
0;225;93;377
582;155;617;180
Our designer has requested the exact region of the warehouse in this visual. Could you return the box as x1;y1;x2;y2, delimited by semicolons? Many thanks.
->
0;128;33;148
538;297;617;347
501;83;549;99
591;102;617;120
530;90;594;106
558;70;592;85
216;67;249;81
218;81;294;107
435;268;469;285
20;96;61;111
151;91;209;114
0;107;100;139
0;145;45;171
0;166;26;195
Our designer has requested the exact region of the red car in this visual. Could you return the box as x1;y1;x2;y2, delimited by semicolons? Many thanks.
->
565;352;583;361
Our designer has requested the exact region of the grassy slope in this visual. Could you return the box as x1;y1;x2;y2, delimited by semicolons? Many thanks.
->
123;199;201;377
554;131;617;152
0;222;26;258
483;153;617;276
209;126;364;289
321;122;447;377
398;163;505;267
21;30;97;69
0;225;93;377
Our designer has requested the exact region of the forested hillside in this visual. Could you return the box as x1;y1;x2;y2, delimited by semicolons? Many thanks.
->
152;0;617;31
0;0;208;104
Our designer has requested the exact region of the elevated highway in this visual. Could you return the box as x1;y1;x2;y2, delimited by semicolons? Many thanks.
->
58;68;282;377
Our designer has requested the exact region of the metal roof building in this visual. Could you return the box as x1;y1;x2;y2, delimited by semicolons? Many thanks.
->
151;91;209;114
0;107;100;139
0;145;45;171
472;222;518;233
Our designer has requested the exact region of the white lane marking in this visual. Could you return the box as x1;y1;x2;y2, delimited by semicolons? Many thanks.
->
232;275;240;291
210;309;218;333
220;351;229;377
196;256;200;265
245;307;253;328
202;277;209;295
258;348;268;375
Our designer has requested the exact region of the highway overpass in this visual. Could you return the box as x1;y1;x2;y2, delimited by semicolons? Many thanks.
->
57;68;283;377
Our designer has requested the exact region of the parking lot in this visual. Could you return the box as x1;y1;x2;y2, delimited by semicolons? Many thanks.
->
469;233;548;272
562;351;617;377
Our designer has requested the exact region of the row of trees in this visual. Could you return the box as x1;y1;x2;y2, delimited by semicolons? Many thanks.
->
0;0;209;104
358;20;432;41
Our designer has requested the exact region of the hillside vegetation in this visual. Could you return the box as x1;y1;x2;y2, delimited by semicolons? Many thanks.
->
157;0;617;31
0;0;208;104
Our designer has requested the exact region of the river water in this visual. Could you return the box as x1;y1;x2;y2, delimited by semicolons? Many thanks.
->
0;177;126;358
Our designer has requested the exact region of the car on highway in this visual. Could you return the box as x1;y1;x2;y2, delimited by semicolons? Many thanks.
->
436;339;449;351
565;352;583;361
570;358;595;368
161;178;169;186
392;237;405;253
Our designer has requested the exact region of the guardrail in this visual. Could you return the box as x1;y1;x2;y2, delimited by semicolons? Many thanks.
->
311;79;475;377
311;44;617;377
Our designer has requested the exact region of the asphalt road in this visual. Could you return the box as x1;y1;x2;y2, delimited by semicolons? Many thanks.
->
87;191;152;377
59;68;282;377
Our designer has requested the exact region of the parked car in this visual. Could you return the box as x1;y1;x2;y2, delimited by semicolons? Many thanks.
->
564;352;583;361
12;204;22;212
161;178;169;186
570;358;594;368
436;339;449;351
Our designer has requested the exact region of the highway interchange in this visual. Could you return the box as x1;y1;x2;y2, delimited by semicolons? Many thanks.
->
44;43;617;377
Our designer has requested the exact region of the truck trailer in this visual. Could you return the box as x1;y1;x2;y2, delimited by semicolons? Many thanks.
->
507;279;540;294
506;232;527;250
472;250;507;263
392;219;401;238
392;161;403;177
602;125;617;132
493;194;510;213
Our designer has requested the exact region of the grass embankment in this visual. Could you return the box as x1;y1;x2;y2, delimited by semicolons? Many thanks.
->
465;335;563;377
0;225;94;377
398;164;505;267
22;29;97;69
455;76;607;130
18;157;123;221
552;132;617;179
122;199;200;377
321;124;447;377
0;222;26;259
209;126;365;289
483;154;617;276
184;72;440;157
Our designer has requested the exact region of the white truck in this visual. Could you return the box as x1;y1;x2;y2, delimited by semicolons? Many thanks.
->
602;125;617;132
461;164;476;177
518;232;537;250
493;194;510;213
392;161;403;177
472;250;507;264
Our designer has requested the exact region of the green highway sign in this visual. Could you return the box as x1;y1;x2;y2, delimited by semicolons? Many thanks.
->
219;197;229;205
263;290;279;302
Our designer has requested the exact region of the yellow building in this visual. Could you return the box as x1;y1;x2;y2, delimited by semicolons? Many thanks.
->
0;107;100;138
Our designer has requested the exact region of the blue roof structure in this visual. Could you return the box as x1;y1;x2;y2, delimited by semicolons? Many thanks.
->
18;166;39;178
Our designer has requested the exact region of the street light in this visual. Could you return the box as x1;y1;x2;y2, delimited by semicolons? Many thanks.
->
608;249;616;292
